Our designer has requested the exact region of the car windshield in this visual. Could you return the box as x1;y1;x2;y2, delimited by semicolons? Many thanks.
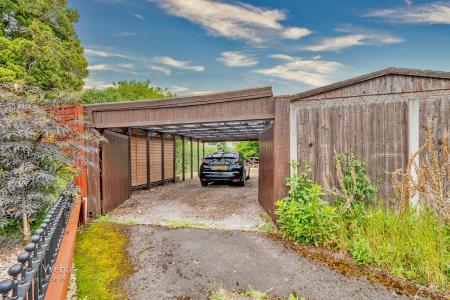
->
205;153;238;164
205;157;236;164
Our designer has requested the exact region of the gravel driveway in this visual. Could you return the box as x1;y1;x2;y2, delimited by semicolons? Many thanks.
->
109;169;265;230
125;226;419;300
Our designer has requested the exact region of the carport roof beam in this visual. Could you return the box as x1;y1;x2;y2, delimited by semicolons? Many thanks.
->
138;120;271;142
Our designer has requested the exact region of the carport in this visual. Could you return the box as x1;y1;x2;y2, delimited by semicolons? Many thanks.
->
84;87;290;220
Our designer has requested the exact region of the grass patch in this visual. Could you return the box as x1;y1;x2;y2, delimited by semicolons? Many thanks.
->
253;223;274;233
352;208;449;287
74;222;131;300
95;215;113;223
210;288;302;300
167;219;207;229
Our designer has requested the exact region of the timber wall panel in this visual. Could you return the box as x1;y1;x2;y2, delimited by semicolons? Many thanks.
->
149;137;162;182
294;97;408;202
101;130;130;213
258;125;275;218
164;138;174;180
292;89;450;204
130;135;148;187
301;75;450;101
87;88;275;128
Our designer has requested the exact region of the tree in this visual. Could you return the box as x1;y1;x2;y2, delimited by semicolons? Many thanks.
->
81;80;175;104
0;0;88;90
235;141;259;158
0;84;102;239
215;142;229;152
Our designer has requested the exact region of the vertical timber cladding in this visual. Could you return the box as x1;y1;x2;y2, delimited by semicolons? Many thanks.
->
130;134;148;187
258;124;275;219
290;68;450;204
101;130;131;213
130;133;175;187
293;98;409;201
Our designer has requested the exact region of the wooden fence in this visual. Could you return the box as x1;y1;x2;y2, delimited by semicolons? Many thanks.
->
291;90;450;204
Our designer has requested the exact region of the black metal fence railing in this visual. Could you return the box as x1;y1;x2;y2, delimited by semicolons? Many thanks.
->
0;186;75;300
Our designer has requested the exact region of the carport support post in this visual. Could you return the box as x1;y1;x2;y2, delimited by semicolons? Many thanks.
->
127;128;132;195
172;134;176;183
190;137;193;179
161;133;165;185
181;136;185;181
197;140;200;177
202;142;205;159
146;130;150;189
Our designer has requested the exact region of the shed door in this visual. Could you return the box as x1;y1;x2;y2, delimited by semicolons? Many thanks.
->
101;130;131;213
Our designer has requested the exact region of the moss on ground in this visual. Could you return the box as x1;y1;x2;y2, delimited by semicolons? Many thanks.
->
74;222;131;300
210;288;302;300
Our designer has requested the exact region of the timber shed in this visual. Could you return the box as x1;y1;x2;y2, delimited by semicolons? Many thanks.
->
289;67;450;204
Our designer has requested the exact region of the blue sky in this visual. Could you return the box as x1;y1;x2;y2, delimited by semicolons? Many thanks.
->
68;0;450;95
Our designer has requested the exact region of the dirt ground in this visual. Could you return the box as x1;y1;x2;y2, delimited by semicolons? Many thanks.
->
125;226;422;300
0;239;22;279
109;169;265;230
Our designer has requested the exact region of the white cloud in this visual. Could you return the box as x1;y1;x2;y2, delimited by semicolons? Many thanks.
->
282;27;311;39
302;33;404;52
134;14;146;21
218;51;258;67
88;63;138;73
255;54;342;86
171;86;190;93
149;64;172;75
84;48;131;59
191;90;216;95
84;78;114;89
152;56;204;72
152;0;311;43
366;2;450;24
113;31;137;37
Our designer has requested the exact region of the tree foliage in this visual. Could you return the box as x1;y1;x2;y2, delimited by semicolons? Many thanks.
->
0;0;88;90
0;84;102;239
235;141;259;158
81;80;175;104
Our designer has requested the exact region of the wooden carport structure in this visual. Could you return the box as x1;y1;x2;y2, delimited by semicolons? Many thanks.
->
85;87;290;219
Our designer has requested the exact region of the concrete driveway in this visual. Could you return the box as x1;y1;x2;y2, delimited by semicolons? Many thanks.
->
124;226;419;300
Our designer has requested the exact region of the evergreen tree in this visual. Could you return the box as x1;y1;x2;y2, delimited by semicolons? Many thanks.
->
0;0;88;90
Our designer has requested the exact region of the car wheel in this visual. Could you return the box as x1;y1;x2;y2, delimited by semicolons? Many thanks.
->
201;181;209;187
238;174;246;186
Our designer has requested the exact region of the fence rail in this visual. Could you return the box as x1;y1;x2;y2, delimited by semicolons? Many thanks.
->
0;186;75;300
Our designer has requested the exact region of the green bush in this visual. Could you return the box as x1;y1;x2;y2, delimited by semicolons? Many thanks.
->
350;234;376;265
277;160;449;289
81;80;174;104
335;153;378;207
276;168;340;247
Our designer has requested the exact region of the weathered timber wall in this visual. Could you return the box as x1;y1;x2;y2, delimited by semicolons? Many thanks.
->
101;130;131;213
292;90;450;204
258;124;275;218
